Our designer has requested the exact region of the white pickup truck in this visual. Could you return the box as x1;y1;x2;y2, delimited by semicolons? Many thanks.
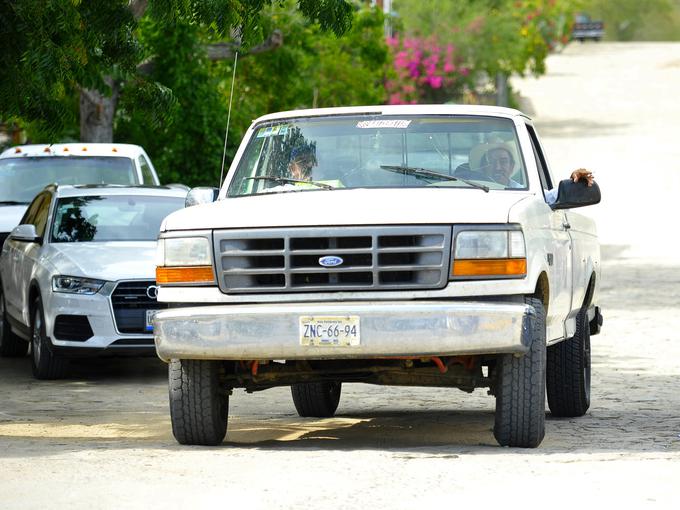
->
153;105;602;448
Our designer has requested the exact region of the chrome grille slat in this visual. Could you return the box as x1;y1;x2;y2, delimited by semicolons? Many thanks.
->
213;226;451;294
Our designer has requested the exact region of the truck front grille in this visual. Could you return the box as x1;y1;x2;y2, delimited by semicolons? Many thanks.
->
111;280;166;334
213;226;451;293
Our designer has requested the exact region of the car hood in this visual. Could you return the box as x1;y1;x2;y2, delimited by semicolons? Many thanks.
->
0;205;28;233
45;242;157;281
163;188;532;231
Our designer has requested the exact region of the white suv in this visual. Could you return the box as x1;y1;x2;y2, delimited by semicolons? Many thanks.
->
0;143;160;249
0;184;186;379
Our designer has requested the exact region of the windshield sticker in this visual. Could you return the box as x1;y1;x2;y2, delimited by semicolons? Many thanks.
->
256;125;290;138
356;120;411;129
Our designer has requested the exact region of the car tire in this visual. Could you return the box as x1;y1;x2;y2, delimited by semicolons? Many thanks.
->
169;359;229;446
546;308;591;417
0;287;28;357
30;297;68;379
291;381;342;418
493;297;546;448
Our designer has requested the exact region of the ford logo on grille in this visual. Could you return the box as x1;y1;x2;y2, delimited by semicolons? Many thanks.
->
319;256;344;268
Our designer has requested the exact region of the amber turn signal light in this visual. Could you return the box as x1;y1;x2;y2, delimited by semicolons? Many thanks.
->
156;266;215;284
452;258;527;277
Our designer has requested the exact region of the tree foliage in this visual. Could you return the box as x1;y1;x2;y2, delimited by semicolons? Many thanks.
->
389;0;579;103
115;2;389;187
0;0;354;138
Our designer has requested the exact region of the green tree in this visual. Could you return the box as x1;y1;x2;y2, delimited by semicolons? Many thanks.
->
0;0;354;142
389;0;580;104
115;3;389;187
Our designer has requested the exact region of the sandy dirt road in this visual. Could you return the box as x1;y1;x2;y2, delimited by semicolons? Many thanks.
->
1;42;680;509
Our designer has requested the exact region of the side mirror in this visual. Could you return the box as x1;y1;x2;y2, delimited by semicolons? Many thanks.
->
551;179;601;210
9;224;41;243
185;187;219;208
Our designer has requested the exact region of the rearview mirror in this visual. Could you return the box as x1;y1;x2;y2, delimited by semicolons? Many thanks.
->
9;224;41;243
551;179;601;210
185;187;219;208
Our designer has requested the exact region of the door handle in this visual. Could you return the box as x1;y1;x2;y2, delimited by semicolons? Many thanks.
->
562;220;571;230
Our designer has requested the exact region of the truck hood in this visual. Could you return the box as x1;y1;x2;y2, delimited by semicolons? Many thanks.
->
163;188;532;231
45;242;157;281
0;205;28;234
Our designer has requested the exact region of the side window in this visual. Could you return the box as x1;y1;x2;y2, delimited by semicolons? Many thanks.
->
20;194;44;226
525;124;553;192
32;192;53;238
138;156;156;184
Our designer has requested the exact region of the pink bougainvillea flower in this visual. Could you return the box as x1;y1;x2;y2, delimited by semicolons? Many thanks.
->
429;76;443;89
389;93;404;105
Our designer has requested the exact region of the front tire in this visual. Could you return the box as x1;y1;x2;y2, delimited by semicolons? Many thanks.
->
291;381;342;418
30;297;67;379
169;359;229;445
546;308;591;417
0;287;28;357
493;297;546;448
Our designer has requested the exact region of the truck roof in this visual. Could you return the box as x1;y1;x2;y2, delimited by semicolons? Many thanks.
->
252;104;531;124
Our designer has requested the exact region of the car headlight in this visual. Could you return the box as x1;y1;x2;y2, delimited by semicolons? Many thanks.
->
52;276;106;294
451;228;526;278
156;237;215;285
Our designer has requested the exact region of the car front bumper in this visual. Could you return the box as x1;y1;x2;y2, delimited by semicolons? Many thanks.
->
43;287;155;353
153;300;537;362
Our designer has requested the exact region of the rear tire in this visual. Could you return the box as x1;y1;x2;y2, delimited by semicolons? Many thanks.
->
0;287;28;357
30;297;68;379
546;308;591;417
169;359;229;445
493;297;546;448
291;381;342;418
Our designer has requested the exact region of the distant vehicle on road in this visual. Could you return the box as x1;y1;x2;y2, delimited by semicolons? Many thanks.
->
572;13;604;42
0;143;161;250
0;185;186;379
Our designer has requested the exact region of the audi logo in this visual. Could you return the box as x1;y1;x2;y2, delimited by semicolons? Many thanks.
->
146;285;159;299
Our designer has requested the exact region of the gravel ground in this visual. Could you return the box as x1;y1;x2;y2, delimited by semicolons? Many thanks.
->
1;42;679;509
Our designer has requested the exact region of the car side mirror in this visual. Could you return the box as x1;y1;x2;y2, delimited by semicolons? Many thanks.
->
9;224;41;243
185;187;219;208
551;179;601;210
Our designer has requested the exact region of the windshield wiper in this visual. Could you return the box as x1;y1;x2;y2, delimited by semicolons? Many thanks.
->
379;165;489;192
0;201;30;205
245;176;335;190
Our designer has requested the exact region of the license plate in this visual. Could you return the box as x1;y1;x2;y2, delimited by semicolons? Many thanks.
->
299;316;360;347
145;309;159;332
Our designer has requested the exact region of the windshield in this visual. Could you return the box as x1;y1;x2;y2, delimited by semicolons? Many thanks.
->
50;195;184;243
227;115;527;197
0;157;138;203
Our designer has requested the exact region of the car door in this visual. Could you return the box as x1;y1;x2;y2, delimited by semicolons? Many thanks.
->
526;124;573;341
3;193;45;322
14;191;52;325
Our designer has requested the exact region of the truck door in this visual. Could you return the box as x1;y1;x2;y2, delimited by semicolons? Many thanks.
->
526;124;573;341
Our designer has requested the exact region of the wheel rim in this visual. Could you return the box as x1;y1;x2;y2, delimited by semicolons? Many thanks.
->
32;311;42;364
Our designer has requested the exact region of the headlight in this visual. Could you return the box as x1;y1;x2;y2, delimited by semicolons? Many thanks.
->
452;229;526;278
156;237;215;285
52;276;106;294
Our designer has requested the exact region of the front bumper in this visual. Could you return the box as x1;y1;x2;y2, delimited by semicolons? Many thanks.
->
153;300;536;362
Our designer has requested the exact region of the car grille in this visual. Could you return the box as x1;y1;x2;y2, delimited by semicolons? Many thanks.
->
111;280;166;334
213;226;451;293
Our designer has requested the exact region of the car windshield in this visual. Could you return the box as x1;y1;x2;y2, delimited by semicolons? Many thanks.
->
50;195;184;243
0;157;139;203
227;114;527;197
